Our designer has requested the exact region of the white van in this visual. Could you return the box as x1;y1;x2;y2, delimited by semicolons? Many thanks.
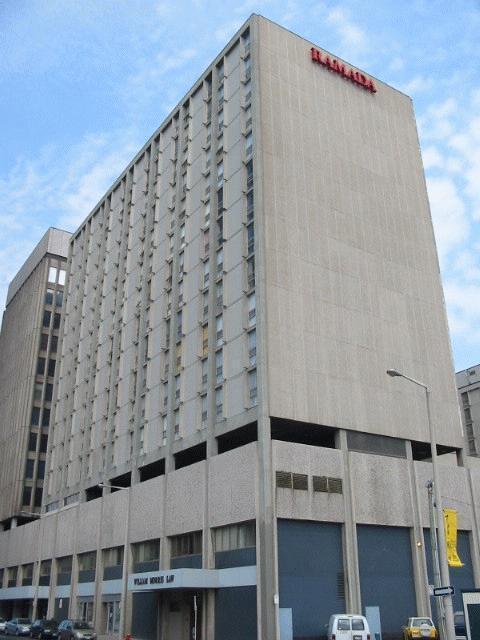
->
327;614;371;640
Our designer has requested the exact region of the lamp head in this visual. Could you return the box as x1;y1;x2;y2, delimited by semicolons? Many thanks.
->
386;369;402;377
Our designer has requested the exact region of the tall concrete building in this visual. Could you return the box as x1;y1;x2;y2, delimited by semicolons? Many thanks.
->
0;15;478;640
456;365;480;456
0;228;71;529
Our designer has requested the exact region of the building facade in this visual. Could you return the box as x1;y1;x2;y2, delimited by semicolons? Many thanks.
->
0;228;71;531
456;365;480;456
0;15;478;640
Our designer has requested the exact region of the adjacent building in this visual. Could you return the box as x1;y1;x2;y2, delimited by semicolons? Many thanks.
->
0;228;71;529
0;15;478;640
456;365;480;456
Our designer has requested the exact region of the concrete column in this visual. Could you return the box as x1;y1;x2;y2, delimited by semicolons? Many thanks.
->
338;430;361;613
466;467;480;587
407;442;431;616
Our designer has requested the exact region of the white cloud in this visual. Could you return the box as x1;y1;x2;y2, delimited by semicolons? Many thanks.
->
422;146;443;170
214;20;244;43
400;75;433;95
426;176;468;266
326;6;368;59
389;56;405;72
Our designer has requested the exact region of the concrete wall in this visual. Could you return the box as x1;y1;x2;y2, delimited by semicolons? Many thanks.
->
257;17;462;449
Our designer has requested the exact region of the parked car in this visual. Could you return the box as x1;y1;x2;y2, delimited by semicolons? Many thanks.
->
454;611;466;640
0;619;7;634
327;614;370;640
57;621;96;640
402;617;438;639
30;620;58;639
5;620;31;636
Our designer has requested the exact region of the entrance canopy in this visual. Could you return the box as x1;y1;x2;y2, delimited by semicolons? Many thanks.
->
128;566;256;591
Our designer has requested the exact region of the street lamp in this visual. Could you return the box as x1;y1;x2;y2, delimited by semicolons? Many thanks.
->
386;369;456;640
98;483;131;640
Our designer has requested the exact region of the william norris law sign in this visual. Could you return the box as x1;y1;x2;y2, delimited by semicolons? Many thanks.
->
310;47;377;93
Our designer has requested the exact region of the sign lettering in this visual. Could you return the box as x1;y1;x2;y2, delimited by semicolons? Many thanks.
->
310;47;377;93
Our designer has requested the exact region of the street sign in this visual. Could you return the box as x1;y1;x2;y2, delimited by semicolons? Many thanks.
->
433;586;455;596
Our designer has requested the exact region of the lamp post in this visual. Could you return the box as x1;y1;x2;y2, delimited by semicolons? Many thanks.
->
386;369;455;640
99;483;131;640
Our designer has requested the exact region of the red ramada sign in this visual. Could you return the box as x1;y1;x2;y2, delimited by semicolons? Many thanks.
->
310;47;377;93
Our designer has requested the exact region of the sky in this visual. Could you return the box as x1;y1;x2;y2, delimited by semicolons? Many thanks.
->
0;0;479;371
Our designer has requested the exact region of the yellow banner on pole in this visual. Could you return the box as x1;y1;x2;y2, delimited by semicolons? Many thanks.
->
444;508;464;568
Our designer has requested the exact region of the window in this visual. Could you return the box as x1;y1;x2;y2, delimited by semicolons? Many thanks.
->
34;382;43;402
175;374;181;401
53;313;61;329
174;409;180;439
213;521;255;552
248;294;256;327
139;426;145;455
247;257;255;290
50;335;58;352
58;269;66;285
216;316;223;346
31;407;40;426
180;224;186;249
48;359;56;377
217;162;224;188
40;434;48;453
247;190;254;223
28;432;37;451
48;267;57;283
216;281;223;309
216;249;223;276
215;387;223;418
218;83;224;107
42;408;50;427
215;350;223;384
201;395;208;427
248;330;256;366
246;159;253;190
162;415;167;446
217;186;224;213
132;540;160;564
43;311;51;328
248;369;257;405
37;460;45;479
202;291;209;321
25;459;35;479
178;251;184;276
176;310;182;341
45;289;54;305
103;547;123;568
204;202;211;227
218;109;224;135
245;132;253;157
217;214;223;247
201;359;208;388
203;261;210;288
202;325;209;357
170;531;202;558
40;333;49;351
37;357;46;375
34;487;43;507
178;280;184;306
55;290;63;307
203;229;210;256
244;79;252;105
45;383;53;402
247;223;255;255
175;343;182;371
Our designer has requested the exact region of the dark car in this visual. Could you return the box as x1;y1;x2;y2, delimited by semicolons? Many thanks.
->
57;621;96;640
5;620;31;636
30;620;58;639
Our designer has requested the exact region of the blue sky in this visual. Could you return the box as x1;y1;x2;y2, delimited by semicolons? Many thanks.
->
1;0;479;371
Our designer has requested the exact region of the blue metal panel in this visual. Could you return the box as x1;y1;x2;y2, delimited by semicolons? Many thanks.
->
215;548;256;569
131;592;158;640
424;529;475;616
357;525;416;636
215;586;257;640
170;554;202;569
277;519;345;639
